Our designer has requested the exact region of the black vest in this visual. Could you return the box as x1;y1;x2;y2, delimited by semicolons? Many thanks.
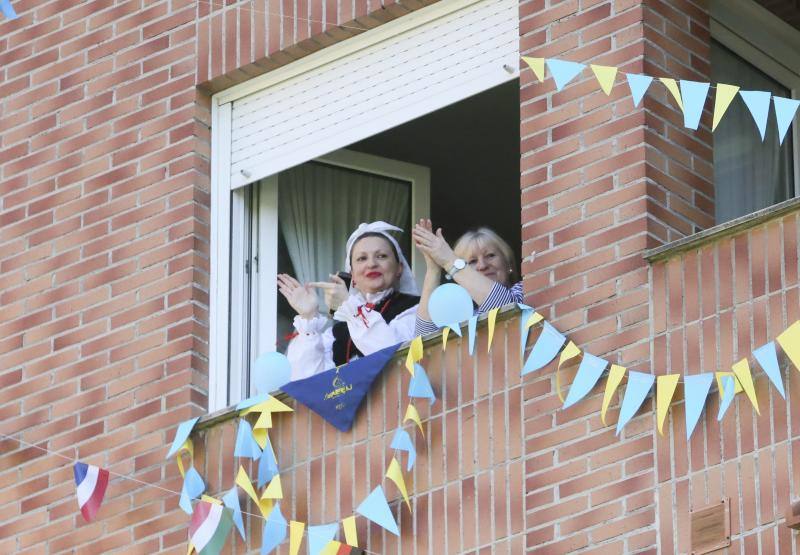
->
331;292;419;365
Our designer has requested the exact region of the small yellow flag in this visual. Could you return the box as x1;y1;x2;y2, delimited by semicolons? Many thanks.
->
404;404;424;436
556;341;582;403
236;466;273;517
442;327;450;351
320;541;342;555
252;427;268;449
712;83;740;131
526;311;544;330
731;358;760;414
591;64;618;95
656;374;680;435
289;521;305;555
487;307;499;352
241;395;293;415
386;457;411;510
262;474;283;499
659;77;684;110
200;494;222;505
601;365;627;425
777;320;800;372
522;56;545;82
405;336;423;375
254;411;273;430
176;438;193;478
342;515;358;547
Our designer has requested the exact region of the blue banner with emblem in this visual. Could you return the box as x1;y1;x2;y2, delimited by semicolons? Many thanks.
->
280;343;402;432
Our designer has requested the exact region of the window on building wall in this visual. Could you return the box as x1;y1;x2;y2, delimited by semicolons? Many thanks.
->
711;0;800;224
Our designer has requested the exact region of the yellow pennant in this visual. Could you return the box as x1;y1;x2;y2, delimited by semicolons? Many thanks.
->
656;374;680;435
252;427;268;449
320;541;342;555
176;438;193;478
404;404;424;436
200;494;222;505
659;77;684;110
556;341;582;403
262;474;283;499
254;411;273;429
715;371;743;398
712;83;740;131
591;64;618;95
777;320;800;371
487;307;499;352
241;395;293;415
405;336;423;375
342;515;358;547
522;56;545;82
236;466;273;517
289;521;305;555
442;327;450;351
386;457;411;510
600;365;626;424
731;359;760;414
186;542;194;555
526;311;544;330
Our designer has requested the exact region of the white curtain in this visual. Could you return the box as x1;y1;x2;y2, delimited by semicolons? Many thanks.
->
712;41;794;224
278;161;411;287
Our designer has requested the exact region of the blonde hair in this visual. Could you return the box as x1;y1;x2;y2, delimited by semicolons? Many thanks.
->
453;227;517;284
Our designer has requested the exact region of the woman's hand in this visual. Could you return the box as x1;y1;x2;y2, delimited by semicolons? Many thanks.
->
309;274;349;313
277;274;319;319
413;219;456;270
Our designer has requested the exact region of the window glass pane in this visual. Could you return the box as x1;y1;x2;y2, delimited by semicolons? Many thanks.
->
712;40;795;223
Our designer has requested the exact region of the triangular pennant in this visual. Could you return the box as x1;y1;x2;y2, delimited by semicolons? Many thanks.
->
1;0;19;20
626;73;653;107
753;341;786;399
73;462;110;522
176;439;193;478
385;457;411;510
522;57;545;82
774;97;800;145
487;307;499;351
289;521;305;555
546;59;586;91
342;515;358;547
683;373;714;439
307;523;338;555
467;315;478;355
405;336;423;375
189;501;234;555
180;467;206;514
390;429;416;471
281;343;401;432
518;307;540;360
554;340;581;402
258;437;280;488
712;83;740;131
167;417;200;458
234;419;263;459
522;321;567;376
319;541;342;555
262;502;287;554
600;365;626;425
356;486;399;535
562;352;608;409
240;395;294;415
656;374;680;435
404;404;424;436
777;320;800;371
615;371;654;435
717;376;736;421
679;80;710;130
591;65;618;95
731;358;759;414
254;411;273;430
408;364;436;405
221;487;246;541
236;466;272;517
262;474;283;499
441;327;450;351
658;78;684;110
739;90;772;141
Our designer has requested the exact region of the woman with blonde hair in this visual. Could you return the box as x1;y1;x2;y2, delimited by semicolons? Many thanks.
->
413;219;522;336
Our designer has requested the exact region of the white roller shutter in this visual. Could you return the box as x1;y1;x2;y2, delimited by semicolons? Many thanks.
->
220;0;519;190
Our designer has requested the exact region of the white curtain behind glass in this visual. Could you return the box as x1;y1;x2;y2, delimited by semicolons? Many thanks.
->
712;41;794;224
278;161;411;286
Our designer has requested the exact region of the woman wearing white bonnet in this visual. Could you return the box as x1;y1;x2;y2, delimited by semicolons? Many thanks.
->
278;221;420;381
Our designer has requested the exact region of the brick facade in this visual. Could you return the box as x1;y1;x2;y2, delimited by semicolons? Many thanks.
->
2;0;799;553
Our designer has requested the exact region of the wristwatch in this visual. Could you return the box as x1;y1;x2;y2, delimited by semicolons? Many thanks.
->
445;258;466;280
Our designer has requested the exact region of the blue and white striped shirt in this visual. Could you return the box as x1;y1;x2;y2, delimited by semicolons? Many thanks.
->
415;281;524;336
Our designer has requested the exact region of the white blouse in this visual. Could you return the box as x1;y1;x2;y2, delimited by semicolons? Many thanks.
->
286;289;418;381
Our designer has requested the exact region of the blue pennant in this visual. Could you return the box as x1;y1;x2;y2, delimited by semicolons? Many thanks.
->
222;486;246;540
615;371;655;435
679;80;710;130
281;343;402;432
563;352;608;409
522;321;566;376
166;417;200;458
0;0;18;19
409;364;436;405
773;97;800;145
307;523;338;555
684;373;714;439
258;438;279;487
390;429;416;471
356;485;399;536
739;90;772;141
234;419;262;459
179;467;205;514
519;307;535;360
717;376;736;421
753;341;785;399
626;73;653;107
261;502;287;554
546;59;586;91
467;315;478;355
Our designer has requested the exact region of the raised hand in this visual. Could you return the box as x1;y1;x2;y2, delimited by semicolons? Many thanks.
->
412;218;456;270
277;274;319;318
308;274;349;312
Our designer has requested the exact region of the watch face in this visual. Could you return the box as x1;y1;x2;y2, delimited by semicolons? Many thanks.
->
454;258;466;269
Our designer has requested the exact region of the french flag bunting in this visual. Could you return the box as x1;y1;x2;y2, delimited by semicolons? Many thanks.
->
73;462;109;522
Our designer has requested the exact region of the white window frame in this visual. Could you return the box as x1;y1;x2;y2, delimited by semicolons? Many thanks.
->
711;0;800;199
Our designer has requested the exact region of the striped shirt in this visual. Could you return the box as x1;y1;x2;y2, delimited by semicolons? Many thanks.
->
415;281;524;336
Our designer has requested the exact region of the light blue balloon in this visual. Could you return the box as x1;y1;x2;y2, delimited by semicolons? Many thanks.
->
253;352;292;394
428;284;473;330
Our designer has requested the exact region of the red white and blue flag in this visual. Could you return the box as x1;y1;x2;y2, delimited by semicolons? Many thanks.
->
73;462;109;522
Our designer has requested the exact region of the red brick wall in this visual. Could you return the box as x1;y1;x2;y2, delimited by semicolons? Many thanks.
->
651;211;800;553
